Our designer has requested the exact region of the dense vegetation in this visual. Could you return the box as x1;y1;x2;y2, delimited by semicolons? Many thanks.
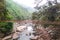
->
0;0;7;20
5;0;33;20
0;22;13;37
0;0;33;20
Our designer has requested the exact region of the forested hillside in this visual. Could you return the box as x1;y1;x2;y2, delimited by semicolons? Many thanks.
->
0;0;6;20
0;0;33;20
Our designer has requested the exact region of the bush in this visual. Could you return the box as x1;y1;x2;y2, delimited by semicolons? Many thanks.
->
0;22;13;36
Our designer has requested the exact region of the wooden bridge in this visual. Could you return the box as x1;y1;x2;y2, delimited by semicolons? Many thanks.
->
0;20;60;25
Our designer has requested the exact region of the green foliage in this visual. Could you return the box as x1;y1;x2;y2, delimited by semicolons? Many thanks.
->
0;0;32;20
0;22;13;35
5;0;32;20
0;0;13;20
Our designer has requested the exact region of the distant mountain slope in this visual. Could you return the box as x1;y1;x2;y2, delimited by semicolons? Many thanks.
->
6;0;33;20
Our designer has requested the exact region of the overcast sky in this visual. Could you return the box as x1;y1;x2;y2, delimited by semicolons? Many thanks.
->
13;0;60;8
